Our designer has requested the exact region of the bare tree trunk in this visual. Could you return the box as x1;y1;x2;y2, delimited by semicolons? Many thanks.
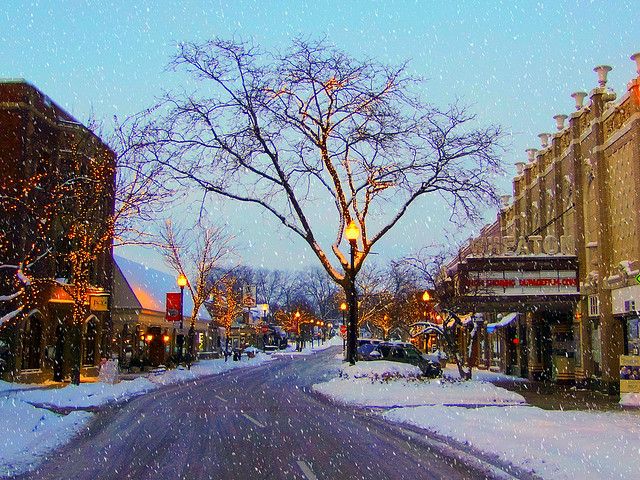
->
345;276;358;365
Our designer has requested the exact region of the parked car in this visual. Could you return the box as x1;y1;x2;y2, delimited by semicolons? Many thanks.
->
376;343;442;378
357;343;383;361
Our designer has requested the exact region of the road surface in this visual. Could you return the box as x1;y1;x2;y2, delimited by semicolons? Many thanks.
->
15;348;533;480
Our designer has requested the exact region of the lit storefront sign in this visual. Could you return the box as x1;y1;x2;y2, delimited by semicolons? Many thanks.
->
90;294;110;312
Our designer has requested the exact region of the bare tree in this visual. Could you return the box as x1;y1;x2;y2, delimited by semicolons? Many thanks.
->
300;267;339;321
110;116;175;246
404;248;487;380
161;220;235;363
140;38;503;363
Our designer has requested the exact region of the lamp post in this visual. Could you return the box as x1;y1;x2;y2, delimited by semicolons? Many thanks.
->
177;273;188;365
422;290;431;351
340;302;347;353
262;304;269;351
345;220;360;365
294;310;301;351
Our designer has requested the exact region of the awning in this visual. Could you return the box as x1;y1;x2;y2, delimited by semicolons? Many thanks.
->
486;312;519;333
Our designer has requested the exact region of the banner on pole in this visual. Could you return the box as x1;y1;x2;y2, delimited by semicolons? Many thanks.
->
166;292;182;322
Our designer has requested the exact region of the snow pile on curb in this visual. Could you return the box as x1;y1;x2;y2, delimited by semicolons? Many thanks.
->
384;404;640;480
313;360;525;408
0;398;91;477
338;361;422;382
13;353;272;409
14;377;157;409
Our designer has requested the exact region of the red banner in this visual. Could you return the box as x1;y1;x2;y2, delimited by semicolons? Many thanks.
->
166;292;182;322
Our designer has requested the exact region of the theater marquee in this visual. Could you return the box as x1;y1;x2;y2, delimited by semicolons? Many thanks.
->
451;255;580;312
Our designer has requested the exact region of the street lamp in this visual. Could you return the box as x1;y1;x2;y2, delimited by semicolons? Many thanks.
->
294;310;301;351
340;302;347;352
345;220;360;365
177;273;188;365
422;290;432;351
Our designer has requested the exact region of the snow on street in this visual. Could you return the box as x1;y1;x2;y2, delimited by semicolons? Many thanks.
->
0;354;273;477
385;404;640;480
313;358;640;479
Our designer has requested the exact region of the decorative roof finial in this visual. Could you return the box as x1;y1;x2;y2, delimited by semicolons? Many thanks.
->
593;65;612;87
571;91;587;110
553;114;568;131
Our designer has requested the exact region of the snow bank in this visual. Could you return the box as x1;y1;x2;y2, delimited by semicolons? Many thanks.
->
15;377;157;409
14;353;273;409
338;360;422;381
384;405;640;480
0;398;91;477
313;363;524;408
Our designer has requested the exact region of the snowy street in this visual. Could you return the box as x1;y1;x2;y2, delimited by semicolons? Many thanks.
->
7;347;526;480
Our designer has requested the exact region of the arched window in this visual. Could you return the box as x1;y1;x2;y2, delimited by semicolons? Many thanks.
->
22;310;43;370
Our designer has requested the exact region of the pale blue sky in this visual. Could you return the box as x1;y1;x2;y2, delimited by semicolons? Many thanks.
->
2;1;638;271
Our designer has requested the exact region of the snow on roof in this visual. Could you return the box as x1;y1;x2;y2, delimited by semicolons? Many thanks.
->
114;255;210;321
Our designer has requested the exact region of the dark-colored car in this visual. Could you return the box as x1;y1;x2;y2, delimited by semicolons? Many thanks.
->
357;343;384;361
358;343;442;378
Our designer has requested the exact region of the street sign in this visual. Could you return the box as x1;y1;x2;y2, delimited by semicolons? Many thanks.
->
635;272;640;285
340;325;347;334
166;292;182;321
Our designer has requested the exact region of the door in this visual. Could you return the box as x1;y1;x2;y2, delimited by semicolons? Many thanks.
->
22;314;42;370
148;327;164;366
54;319;65;382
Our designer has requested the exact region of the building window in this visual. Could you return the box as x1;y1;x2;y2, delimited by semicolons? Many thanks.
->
588;295;600;317
627;317;640;355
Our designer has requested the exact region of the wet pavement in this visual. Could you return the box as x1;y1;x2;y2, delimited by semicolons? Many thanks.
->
13;349;529;480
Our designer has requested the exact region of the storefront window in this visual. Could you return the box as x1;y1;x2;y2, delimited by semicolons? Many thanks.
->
626;317;640;355
591;321;601;375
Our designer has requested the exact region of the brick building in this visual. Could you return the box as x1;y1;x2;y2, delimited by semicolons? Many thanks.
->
0;81;115;382
443;53;640;393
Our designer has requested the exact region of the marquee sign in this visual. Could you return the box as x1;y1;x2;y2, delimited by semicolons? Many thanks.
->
449;255;580;312
466;270;578;296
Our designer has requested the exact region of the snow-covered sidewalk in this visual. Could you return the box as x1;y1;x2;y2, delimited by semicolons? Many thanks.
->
0;353;273;477
313;359;640;480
